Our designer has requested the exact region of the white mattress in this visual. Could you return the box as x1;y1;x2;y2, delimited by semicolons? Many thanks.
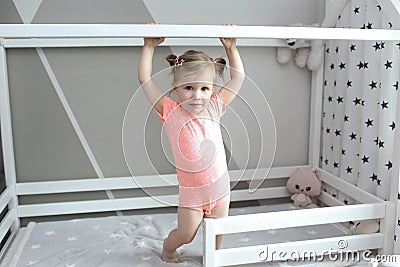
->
0;203;361;267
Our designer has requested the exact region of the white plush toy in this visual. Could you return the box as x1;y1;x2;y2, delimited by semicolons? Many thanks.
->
348;219;380;235
277;23;324;71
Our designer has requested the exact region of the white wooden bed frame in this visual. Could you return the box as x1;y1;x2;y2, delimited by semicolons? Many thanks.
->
0;1;400;266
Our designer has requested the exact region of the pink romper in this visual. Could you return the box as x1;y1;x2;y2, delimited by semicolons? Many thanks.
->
157;92;230;214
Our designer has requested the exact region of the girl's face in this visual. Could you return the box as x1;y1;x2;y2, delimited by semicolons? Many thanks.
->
173;70;215;115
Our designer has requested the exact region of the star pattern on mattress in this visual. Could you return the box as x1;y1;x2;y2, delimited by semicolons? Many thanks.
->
44;230;55;236
240;237;250;242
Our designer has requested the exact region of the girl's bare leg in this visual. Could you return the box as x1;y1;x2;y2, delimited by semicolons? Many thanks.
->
162;207;203;263
204;198;230;249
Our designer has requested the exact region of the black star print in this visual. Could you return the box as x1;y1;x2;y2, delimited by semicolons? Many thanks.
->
326;128;331;134
354;7;360;14
381;42;385;49
344;199;349;205
335;129;341;136
342;149;346;155
324;159;329;165
326;48;330;53
346;166;353;174
378;140;385;148
324;80;328;86
388;22;393;28
337;96;343;104
330;63;335;70
333;162;339;168
398;220;400;227
377;5;382;11
361;155;369;164
332;193;337;198
374;137;380;145
377;179;382;186
389;121;395;130
350;133;357;140
339;62;346;70
386;161;393;170
398;193;400;200
393;81;398;90
328;96;333;102
380;101;389;109
384;60;393;69
357;61;368;69
361;24;366;29
369;80;377;89
344;115;349;122
334;80;337;87
370;173;378;181
347;80;352;87
365;119;373;127
366;22;373;29
350;44;356;52
335;47;339;53
330;145;334;151
353;97;362;106
332;114;335;120
373;42;381;51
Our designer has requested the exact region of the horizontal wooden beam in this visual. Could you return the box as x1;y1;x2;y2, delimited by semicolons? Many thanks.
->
0;24;400;40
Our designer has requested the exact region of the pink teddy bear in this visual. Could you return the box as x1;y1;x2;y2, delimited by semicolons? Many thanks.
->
286;168;322;207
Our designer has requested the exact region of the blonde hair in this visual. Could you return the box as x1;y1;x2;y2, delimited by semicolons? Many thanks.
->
165;50;226;83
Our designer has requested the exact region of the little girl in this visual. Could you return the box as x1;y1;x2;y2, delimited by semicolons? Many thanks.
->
138;24;245;263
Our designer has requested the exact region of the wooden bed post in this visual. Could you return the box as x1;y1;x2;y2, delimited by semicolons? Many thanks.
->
203;218;216;267
0;39;20;231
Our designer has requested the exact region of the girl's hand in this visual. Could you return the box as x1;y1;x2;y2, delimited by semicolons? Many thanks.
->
219;24;237;50
144;22;165;48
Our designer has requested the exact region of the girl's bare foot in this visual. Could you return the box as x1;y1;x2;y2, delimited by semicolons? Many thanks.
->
162;240;180;263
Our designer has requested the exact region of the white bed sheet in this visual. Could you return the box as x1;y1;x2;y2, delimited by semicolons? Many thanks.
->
1;203;359;267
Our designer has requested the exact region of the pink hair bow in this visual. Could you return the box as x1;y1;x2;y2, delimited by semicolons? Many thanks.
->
174;57;184;67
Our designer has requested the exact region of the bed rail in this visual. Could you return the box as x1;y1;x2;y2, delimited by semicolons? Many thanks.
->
0;24;400;41
15;166;304;218
203;169;390;266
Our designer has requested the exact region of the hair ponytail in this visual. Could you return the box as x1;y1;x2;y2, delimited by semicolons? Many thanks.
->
212;57;227;79
165;54;178;66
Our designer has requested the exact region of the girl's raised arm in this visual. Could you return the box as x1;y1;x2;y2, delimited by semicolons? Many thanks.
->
138;36;165;114
218;25;245;106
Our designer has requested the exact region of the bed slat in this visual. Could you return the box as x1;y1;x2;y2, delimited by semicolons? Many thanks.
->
213;234;383;266
208;203;386;235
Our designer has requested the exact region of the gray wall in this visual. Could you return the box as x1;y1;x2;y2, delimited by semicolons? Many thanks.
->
0;0;324;221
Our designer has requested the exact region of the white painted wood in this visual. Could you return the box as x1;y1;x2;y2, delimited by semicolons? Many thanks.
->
3;38;287;48
215;234;383;265
0;188;12;214
0;24;399;40
318;191;346;207
16;166;303;195
308;63;325;166
0;41;20;231
203;219;216;267
379;202;396;254
319;168;384;203
208;203;385;235
18;195;179;217
0;209;17;243
15;187;288;217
